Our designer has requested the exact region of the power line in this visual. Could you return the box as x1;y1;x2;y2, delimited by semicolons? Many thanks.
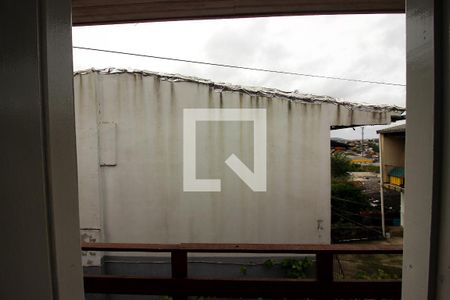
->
73;46;406;87
331;209;382;235
332;196;379;207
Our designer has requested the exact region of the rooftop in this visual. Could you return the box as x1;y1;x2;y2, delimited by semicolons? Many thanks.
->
377;124;406;134
75;68;406;115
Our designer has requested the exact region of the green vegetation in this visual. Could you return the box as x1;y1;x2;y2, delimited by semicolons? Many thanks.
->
352;164;380;173
263;258;274;269
330;152;354;179
263;257;313;279
280;257;313;278
239;266;248;275
331;182;371;221
331;152;379;176
336;254;402;280
331;153;373;223
368;141;379;153
356;268;400;280
330;152;382;241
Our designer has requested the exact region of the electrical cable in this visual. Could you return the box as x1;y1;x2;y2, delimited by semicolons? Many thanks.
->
74;46;406;87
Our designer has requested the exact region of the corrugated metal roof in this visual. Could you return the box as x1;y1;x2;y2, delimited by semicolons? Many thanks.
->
377;124;406;134
74;68;406;114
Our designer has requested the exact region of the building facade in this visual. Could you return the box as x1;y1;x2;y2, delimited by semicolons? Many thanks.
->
74;69;404;266
378;124;406;227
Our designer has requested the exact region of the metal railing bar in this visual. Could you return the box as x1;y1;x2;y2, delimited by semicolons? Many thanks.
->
84;275;401;298
82;242;402;254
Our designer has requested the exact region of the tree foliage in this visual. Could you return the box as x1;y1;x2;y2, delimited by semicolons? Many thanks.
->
331;152;374;224
330;152;354;179
331;182;371;220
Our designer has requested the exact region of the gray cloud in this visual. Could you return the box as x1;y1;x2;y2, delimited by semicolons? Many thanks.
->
73;14;406;138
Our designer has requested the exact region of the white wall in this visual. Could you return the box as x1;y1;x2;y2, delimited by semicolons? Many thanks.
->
74;70;399;250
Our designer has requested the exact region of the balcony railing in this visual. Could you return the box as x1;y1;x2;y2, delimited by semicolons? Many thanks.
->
82;242;402;300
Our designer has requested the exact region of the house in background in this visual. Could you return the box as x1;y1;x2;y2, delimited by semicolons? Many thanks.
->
378;124;406;227
330;138;349;153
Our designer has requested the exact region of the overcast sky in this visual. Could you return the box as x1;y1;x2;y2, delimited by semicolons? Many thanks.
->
72;14;406;139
